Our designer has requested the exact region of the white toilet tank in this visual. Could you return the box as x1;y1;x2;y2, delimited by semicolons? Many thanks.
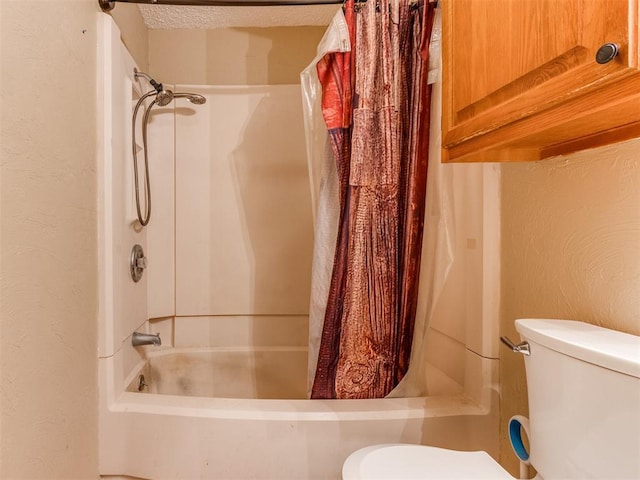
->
516;319;640;480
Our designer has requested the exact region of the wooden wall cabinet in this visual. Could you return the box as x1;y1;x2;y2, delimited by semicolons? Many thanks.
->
442;0;640;162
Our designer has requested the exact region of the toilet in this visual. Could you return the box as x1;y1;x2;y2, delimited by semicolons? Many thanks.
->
342;319;640;479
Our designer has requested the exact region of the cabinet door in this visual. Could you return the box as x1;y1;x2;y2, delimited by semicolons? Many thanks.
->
443;0;640;162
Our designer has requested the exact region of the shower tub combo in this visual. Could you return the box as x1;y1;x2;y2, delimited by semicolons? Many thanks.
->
99;316;498;479
97;13;500;480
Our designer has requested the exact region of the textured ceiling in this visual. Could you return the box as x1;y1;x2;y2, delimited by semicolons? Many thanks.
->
138;4;338;29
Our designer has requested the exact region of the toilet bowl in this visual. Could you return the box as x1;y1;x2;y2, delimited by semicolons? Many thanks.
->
342;319;640;480
342;444;514;479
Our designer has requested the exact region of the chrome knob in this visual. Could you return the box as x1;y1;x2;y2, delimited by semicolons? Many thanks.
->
595;43;619;64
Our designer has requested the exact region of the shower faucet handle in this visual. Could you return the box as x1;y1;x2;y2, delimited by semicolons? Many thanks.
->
500;336;531;356
130;244;147;283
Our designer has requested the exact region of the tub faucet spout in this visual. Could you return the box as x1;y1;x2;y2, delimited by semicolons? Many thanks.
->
132;332;161;347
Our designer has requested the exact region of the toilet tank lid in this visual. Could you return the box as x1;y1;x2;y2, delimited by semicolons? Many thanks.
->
516;319;640;379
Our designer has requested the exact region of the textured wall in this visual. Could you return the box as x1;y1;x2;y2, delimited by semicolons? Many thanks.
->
148;27;325;85
499;138;640;474
138;4;337;28
0;1;99;477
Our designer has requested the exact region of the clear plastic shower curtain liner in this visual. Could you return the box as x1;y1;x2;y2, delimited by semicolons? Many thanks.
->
301;5;454;398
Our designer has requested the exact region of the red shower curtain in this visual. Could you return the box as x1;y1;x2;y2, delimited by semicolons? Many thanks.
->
311;0;436;399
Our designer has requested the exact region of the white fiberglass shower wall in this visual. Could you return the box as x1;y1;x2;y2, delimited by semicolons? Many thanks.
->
145;84;314;351
179;85;311;320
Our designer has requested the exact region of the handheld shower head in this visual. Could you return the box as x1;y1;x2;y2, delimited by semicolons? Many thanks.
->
155;89;174;107
174;93;207;105
130;76;206;229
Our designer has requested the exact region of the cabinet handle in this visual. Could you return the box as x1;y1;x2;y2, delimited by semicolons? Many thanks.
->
596;43;619;64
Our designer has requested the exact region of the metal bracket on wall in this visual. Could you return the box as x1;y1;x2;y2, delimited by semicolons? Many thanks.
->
99;0;115;11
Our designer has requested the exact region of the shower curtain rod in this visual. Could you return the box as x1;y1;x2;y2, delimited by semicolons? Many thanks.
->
99;0;435;10
99;0;346;10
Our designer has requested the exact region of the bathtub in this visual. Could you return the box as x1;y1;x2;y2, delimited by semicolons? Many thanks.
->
131;346;309;399
99;343;499;480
